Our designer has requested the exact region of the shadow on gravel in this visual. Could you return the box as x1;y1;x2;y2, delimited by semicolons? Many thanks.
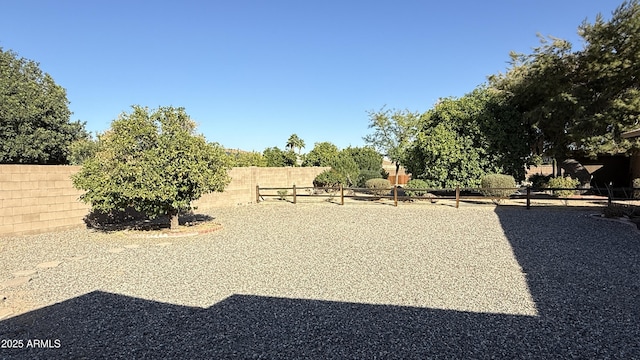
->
1;207;639;358
83;208;215;233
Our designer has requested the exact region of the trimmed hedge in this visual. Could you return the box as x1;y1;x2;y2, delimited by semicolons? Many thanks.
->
480;174;516;202
405;179;429;197
547;176;579;197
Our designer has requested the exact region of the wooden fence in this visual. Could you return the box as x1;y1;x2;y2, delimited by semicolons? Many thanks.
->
256;185;639;209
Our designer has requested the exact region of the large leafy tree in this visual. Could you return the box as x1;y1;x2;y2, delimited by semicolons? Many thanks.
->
302;141;340;167
73;106;231;230
404;88;529;188
0;48;87;164
363;108;420;186
263;146;296;167
490;1;640;165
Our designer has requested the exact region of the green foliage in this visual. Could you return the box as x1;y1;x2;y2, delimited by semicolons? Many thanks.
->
228;151;267;167
547;176;580;197
490;1;640;159
363;108;420;184
72;106;231;229
68;137;99;165
263;147;296;167
302;142;339;167
330;151;360;186
634;178;640;199
480;174;516;202
277;189;288;200
313;169;344;188
527;174;553;189
404;88;529;189
365;178;391;196
0;48;88;164
285;133;305;155
357;170;383;187
405;179;430;197
341;146;383;172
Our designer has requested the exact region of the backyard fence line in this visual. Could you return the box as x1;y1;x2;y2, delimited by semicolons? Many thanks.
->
256;185;639;209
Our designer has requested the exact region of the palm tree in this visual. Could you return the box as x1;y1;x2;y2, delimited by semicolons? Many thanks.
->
286;133;305;155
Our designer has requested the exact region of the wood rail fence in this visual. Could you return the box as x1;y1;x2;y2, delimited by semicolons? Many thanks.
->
256;185;639;209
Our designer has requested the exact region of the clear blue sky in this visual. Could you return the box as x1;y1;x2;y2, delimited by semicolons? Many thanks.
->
0;1;622;153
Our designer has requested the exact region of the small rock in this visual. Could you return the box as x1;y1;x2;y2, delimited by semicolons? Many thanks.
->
12;269;38;277
36;261;62;269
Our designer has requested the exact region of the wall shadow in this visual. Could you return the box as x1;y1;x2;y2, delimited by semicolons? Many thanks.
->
1;207;639;358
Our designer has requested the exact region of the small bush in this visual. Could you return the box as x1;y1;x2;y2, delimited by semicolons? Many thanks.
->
527;174;552;189
405;179;429;197
633;178;640;199
277;189;288;200
547;176;579;198
480;174;516;203
365;178;391;197
357;170;383;187
313;169;344;188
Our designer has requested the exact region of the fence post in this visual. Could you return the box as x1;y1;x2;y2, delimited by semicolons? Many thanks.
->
256;185;260;203
455;186;460;208
526;186;531;210
607;183;613;207
340;184;344;205
293;184;296;204
394;186;398;207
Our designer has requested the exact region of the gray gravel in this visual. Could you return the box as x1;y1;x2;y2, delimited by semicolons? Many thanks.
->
0;203;639;359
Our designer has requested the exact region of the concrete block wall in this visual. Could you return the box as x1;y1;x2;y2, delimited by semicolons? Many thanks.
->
1;165;329;236
0;165;90;236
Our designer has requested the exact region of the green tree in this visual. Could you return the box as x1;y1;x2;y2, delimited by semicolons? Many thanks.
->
404;88;529;188
228;150;267;167
263;146;296;167
286;133;305;155
363;108;420;186
330;151;360;186
0;48;87;164
72;106;231;230
341;146;383;172
302;141;339;167
68;136;99;165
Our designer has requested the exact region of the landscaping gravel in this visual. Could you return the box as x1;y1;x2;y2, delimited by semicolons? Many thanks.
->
0;203;639;358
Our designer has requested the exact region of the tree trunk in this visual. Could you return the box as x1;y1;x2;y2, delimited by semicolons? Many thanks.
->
394;162;400;187
168;209;179;230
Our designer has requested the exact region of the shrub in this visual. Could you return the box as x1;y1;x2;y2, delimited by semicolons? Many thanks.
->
277;189;288;200
365;178;391;197
405;179;429;197
527;174;552;189
357;170;383;187
480;174;516;203
633;178;640;199
547;176;579;198
313;169;344;188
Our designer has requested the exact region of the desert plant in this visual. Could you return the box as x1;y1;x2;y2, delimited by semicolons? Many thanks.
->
527;174;553;189
365;178;391;197
405;179;429;197
480;174;516;204
277;189;288;200
357;170;383;187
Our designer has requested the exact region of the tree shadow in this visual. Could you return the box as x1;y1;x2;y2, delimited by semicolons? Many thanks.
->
83;208;215;233
1;207;639;358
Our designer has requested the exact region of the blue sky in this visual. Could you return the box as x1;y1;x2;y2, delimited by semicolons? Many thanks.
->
1;1;622;153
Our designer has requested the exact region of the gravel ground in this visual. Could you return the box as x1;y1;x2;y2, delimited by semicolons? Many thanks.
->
0;203;639;359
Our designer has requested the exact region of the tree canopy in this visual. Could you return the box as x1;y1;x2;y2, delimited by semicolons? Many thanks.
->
489;0;640;160
302;141;339;167
0;48;87;164
72;106;230;229
263;146;297;167
285;133;305;155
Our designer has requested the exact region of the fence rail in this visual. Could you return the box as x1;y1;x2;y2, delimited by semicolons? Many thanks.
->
256;185;640;209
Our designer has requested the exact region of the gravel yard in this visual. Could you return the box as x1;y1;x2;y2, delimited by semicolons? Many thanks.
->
0;203;639;358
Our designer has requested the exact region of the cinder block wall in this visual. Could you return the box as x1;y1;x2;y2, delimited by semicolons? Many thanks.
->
1;165;329;236
0;165;90;236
